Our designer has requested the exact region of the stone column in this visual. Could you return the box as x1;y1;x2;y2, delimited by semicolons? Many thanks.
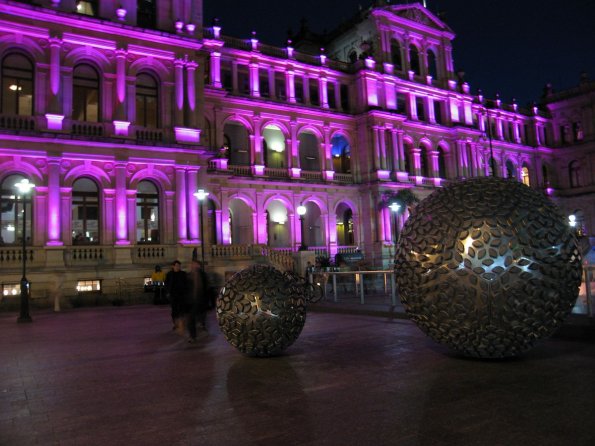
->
47;159;62;245
114;49;127;121
249;61;260;97
48;37;62;114
186;61;197;127
115;163;129;244
286;69;296;103
210;51;222;88
175;168;188;242
187;169;199;242
174;59;185;126
319;76;328;108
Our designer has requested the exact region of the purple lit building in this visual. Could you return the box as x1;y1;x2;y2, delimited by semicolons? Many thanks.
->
0;0;592;303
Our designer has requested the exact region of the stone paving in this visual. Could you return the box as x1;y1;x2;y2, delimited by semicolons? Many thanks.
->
1;305;594;446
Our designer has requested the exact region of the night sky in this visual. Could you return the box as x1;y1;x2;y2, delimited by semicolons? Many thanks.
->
203;0;595;108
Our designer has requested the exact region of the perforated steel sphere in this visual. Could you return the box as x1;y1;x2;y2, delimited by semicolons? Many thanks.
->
216;265;307;356
395;177;582;358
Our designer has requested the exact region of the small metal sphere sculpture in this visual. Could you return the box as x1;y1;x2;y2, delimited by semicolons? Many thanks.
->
216;265;308;357
395;177;582;358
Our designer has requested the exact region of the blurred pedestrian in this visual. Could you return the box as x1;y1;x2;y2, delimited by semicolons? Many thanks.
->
151;264;166;305
186;260;209;343
165;260;188;333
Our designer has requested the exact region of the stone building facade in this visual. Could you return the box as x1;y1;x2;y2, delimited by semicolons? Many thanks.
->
0;0;592;303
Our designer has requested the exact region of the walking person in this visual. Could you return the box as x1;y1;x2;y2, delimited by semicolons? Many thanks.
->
165;260;188;334
151;264;166;305
186;260;209;343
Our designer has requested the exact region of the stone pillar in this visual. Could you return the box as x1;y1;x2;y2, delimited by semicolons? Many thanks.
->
286;69;296;103
115;163;129;244
187;169;199;242
174;59;185;126
210;51;222;88
114;49;127;121
175;168;188;243
408;93;418;120
319;76;328;108
48;37;62;114
47;159;62;245
249;61;260;97
426;96;436;124
186;61;197;127
412;148;422;176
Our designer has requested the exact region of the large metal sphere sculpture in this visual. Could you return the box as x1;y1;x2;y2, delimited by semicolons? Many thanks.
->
395;177;582;358
216;265;307;356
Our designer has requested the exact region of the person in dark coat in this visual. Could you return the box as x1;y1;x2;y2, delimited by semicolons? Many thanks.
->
186;260;209;343
165;260;188;332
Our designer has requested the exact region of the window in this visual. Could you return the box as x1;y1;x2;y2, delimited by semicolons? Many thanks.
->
419;146;430;177
299;131;320;171
76;1;98;16
73;64;99;122
136;73;158;128
72;178;99;245
136;180;159;243
137;0;156;29
505;160;515;179
569;161;581;188
391;40;402;70
1;53;33;116
310;83;319;106
331;135;351;174
521;165;530;186
438;148;447;179
416;97;426;121
409;45;420;75
427;49;437;79
76;280;101;293
0;174;32;246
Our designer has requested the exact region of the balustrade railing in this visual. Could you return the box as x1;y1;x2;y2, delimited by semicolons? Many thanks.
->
0;114;35;131
0;247;35;266
135;127;164;143
333;173;353;183
264;167;290;178
301;170;323;181
71;121;104;137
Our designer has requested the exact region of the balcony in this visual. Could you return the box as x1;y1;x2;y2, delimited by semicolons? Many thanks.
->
0;114;35;132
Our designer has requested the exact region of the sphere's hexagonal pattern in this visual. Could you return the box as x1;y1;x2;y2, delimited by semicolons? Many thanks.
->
395;177;582;358
216;265;307;356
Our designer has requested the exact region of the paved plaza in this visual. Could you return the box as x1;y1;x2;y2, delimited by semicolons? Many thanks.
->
1;304;594;446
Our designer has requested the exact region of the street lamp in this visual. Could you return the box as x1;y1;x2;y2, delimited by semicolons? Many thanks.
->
297;204;307;251
389;202;401;245
15;178;35;323
193;188;209;265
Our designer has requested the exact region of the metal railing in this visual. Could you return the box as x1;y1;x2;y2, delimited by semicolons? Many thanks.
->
311;269;397;305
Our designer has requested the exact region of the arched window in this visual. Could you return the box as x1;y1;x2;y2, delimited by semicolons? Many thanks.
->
409;45;420;75
263;125;285;168
331;135;351;174
437;147;447;179
136;180;159;243
336;205;354;246
521;165;530;186
72;178;99;245
223;121;251;165
542;164;550;186
489;157;498;177
73;64;100;122
299;131;320;171
1;53;34;116
505;159;515;179
419;146;430;177
76;1;98;16
136;73;158;128
0;174;32;246
391;40;402;70
427;49;438;79
137;0;157;29
569;160;581;188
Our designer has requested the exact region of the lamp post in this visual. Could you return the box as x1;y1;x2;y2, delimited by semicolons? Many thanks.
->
193;188;209;265
15;178;35;323
389;202;401;245
297;204;307;251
